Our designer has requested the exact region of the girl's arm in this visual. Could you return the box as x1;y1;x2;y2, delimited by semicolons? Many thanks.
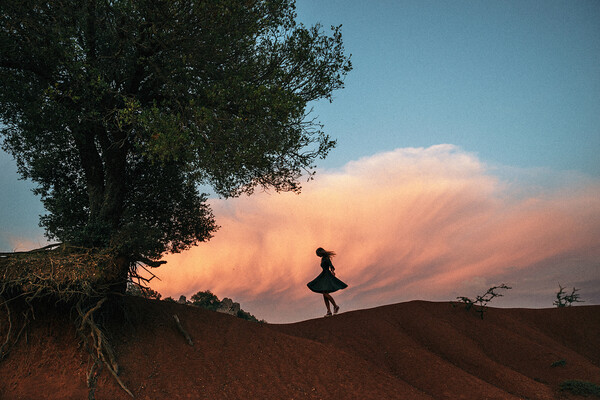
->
328;258;336;272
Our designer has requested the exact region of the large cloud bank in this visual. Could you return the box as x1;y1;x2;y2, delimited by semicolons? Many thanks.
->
150;145;600;322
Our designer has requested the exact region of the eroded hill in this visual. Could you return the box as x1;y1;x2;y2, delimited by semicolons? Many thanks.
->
0;298;598;399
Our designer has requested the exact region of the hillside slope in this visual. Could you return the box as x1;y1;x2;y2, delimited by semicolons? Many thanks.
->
0;298;598;399
273;301;600;399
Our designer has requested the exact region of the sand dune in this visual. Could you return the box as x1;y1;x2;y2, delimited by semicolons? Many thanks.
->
1;298;598;399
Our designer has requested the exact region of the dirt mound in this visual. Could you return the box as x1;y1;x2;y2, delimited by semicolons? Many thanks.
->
273;301;600;399
1;298;598;399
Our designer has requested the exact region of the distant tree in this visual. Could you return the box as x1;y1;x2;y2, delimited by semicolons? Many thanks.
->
553;284;583;307
191;290;221;311
0;0;351;286
190;290;264;322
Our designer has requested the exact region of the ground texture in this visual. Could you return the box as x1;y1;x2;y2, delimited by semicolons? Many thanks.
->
0;298;598;399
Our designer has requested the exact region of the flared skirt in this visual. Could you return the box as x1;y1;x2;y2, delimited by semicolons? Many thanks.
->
307;271;348;294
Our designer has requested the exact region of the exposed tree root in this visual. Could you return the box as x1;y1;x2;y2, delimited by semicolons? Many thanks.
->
173;314;194;346
87;358;101;400
76;297;134;398
0;297;31;362
0;245;137;398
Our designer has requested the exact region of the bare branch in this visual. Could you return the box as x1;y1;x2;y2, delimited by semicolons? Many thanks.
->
173;314;193;346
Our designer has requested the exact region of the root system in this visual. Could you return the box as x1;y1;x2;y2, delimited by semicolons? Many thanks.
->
0;244;133;398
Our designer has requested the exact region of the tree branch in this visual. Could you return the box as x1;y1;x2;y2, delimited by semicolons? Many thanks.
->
135;257;167;268
173;314;193;346
0;243;62;257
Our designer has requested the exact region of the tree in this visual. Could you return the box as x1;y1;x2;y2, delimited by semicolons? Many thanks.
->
456;284;512;319
553;284;583;307
191;290;220;311
0;0;351;281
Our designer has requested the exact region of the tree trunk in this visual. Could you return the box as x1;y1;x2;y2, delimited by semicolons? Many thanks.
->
99;144;127;231
111;255;130;294
74;128;105;224
74;123;128;247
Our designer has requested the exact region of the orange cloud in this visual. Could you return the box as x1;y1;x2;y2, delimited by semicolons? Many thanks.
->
147;145;600;322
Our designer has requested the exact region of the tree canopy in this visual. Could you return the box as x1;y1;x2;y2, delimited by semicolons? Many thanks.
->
0;0;351;266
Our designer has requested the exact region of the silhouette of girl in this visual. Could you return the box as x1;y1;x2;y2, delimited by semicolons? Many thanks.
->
307;247;348;317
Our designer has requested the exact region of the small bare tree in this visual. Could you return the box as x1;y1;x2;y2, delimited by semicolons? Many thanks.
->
456;284;512;319
554;284;584;307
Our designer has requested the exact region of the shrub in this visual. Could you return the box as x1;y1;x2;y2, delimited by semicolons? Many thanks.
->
190;290;221;311
554;284;584;307
190;290;266;322
560;380;600;397
456;284;512;319
237;309;260;322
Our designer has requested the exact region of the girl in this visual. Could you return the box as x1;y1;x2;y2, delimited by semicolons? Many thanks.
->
307;247;348;317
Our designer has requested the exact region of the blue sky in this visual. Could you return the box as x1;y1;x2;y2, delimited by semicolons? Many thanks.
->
1;1;599;319
295;0;600;174
2;0;599;246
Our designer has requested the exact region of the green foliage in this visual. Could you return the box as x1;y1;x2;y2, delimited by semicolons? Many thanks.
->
191;290;221;311
190;290;264;322
456;284;512;319
560;380;600;397
554;284;584;307
0;0;351;266
551;359;566;367
237;309;263;323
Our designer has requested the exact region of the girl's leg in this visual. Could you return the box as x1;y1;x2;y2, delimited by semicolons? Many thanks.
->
322;294;332;314
324;293;340;314
323;293;337;308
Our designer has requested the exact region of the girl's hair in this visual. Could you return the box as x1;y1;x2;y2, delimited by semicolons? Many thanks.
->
316;247;336;258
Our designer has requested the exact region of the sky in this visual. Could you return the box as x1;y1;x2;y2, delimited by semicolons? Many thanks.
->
1;0;599;323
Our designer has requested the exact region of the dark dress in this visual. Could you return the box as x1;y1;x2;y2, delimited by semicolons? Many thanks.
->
307;257;348;294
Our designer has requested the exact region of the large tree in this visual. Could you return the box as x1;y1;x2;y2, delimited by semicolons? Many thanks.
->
0;1;351;272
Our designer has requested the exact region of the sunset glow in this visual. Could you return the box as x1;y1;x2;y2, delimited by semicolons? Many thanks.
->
147;145;600;322
1;1;598;325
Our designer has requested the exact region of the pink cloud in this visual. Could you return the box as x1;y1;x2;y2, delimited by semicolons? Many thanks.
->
146;145;600;322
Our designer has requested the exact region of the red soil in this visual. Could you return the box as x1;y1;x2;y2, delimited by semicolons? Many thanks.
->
0;298;598;399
